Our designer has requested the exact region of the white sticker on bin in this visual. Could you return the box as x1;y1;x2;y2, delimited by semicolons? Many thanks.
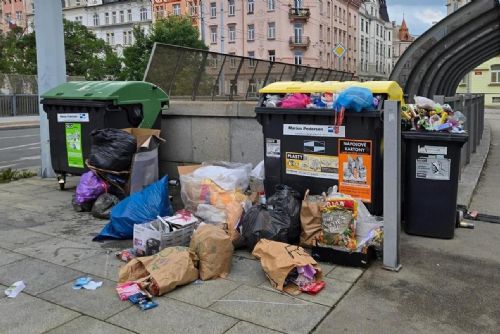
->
283;124;345;138
417;145;447;155
57;113;89;123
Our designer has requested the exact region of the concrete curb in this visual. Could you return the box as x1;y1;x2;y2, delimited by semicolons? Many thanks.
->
457;123;491;207
0;123;40;130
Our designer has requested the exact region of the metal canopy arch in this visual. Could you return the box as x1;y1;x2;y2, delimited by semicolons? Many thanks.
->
390;0;500;98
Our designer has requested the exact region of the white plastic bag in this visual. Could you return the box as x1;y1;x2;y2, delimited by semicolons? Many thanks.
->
414;96;436;110
250;161;265;193
194;162;252;191
195;204;227;225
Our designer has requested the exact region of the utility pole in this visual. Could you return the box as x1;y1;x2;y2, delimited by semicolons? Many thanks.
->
200;0;205;43
34;0;66;178
219;0;225;96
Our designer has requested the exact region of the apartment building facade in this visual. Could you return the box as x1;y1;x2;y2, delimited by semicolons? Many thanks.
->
202;0;360;74
151;0;199;26
1;0;29;33
391;18;414;70
357;0;392;81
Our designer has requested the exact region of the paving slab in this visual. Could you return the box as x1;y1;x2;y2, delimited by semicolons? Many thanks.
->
0;258;83;295
167;278;241;308
0;228;52;250
45;316;134;334
225;321;283;334
233;249;257;260
14;237;104;266
210;285;330;334
39;278;131;320
259;276;352;308
0;292;80;334
0;248;26;267
316;261;336;276
226;256;269;286
326;266;364;283
68;252;124;282
108;297;237;334
0;284;6;299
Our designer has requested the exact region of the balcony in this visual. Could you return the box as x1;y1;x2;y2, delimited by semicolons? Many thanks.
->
289;36;310;49
289;8;310;22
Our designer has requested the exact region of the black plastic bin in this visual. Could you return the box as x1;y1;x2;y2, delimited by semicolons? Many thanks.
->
255;108;384;215
402;131;468;238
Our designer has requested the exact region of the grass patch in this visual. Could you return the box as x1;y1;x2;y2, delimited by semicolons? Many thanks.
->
0;168;37;183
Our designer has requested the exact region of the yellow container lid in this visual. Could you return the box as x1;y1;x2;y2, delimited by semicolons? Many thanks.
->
259;81;405;104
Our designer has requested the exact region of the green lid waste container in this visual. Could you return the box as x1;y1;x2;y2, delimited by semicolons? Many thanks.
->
41;81;168;188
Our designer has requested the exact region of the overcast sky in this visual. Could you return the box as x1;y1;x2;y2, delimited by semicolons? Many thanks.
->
387;0;448;36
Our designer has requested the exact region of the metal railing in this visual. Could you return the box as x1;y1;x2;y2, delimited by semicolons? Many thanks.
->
144;43;354;101
435;94;485;170
0;94;39;117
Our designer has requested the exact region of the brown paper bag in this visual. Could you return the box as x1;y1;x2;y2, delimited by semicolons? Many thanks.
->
299;190;325;247
118;246;199;296
190;224;234;280
252;239;322;295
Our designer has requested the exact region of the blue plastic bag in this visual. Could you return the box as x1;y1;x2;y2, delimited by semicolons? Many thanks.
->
94;176;173;240
334;87;374;113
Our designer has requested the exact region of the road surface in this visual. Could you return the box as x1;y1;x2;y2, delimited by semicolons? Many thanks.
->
0;127;40;170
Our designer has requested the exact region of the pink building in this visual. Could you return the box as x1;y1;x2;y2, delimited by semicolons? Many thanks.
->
1;0;28;33
202;0;360;74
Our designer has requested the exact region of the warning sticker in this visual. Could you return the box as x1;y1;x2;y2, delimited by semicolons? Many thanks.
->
338;139;372;203
285;152;338;180
266;138;280;158
416;156;451;180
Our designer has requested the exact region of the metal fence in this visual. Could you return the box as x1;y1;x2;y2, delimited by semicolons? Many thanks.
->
0;94;39;117
144;43;354;101
435;94;485;170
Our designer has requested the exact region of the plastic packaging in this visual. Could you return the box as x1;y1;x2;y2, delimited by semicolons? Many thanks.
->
94;176;173;240
88;128;137;171
92;193;120;219
75;171;107;205
281;93;311;109
414;96;436;110
192;165;250;191
195;204;227;226
241;205;291;251
334;87;374;113
266;185;301;244
319;197;358;250
249;160;265;193
264;94;282;108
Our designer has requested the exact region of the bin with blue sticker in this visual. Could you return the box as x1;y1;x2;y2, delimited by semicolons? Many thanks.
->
256;81;404;215
41;81;168;189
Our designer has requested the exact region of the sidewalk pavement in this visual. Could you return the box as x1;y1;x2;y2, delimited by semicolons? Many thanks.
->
0;116;40;130
0;113;497;334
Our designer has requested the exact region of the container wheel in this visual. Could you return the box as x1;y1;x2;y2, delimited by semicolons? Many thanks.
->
58;174;66;191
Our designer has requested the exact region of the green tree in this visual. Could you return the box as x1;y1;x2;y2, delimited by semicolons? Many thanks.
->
120;16;207;80
0;27;37;74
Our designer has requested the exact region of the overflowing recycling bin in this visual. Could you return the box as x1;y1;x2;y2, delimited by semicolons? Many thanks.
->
256;81;404;216
41;81;168;189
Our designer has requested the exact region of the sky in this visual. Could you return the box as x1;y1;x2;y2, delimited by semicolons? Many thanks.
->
387;0;448;36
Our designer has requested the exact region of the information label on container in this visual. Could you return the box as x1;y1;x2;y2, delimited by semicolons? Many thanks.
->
285;152;338;179
416;156;451;180
338;139;372;203
266;138;281;158
417;145;447;155
283;124;345;138
65;123;84;168
57;113;89;123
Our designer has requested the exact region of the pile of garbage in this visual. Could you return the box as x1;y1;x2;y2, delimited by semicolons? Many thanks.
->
401;96;467;133
262;86;381;111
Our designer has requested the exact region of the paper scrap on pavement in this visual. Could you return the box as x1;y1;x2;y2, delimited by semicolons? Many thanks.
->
83;281;103;290
5;281;26;298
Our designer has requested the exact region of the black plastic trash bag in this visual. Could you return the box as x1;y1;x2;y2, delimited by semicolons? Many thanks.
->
88;128;137;171
92;193;120;219
241;205;290;251
267;185;302;244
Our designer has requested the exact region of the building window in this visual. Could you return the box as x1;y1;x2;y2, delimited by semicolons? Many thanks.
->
228;24;236;42
268;0;275;11
105;12;109;24
228;0;235;16
327;27;331;43
319;0;323;13
93;14;99;26
319;51;322;66
76;0;81;5
492;97;500;103
210;26;217;44
295;0;303;9
140;7;148;21
106;32;115;45
210;2;216;17
319;24;323;41
190;4;197;15
229;53;237;68
365;21;368;33
294;51;303;65
248;51;256;67
268;50;276;62
123;31;127;45
15;11;22;21
294;23;303;43
247;24;255;41
267;22;276;40
128;9;132;21
173;4;181;15
491;65;500;83
112;11;116;24
327;1;331;18
120;10;124;22
361;36;364;52
247;0;254;14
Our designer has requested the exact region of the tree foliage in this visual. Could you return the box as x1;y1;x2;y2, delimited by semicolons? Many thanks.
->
120;15;207;81
0;20;121;79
